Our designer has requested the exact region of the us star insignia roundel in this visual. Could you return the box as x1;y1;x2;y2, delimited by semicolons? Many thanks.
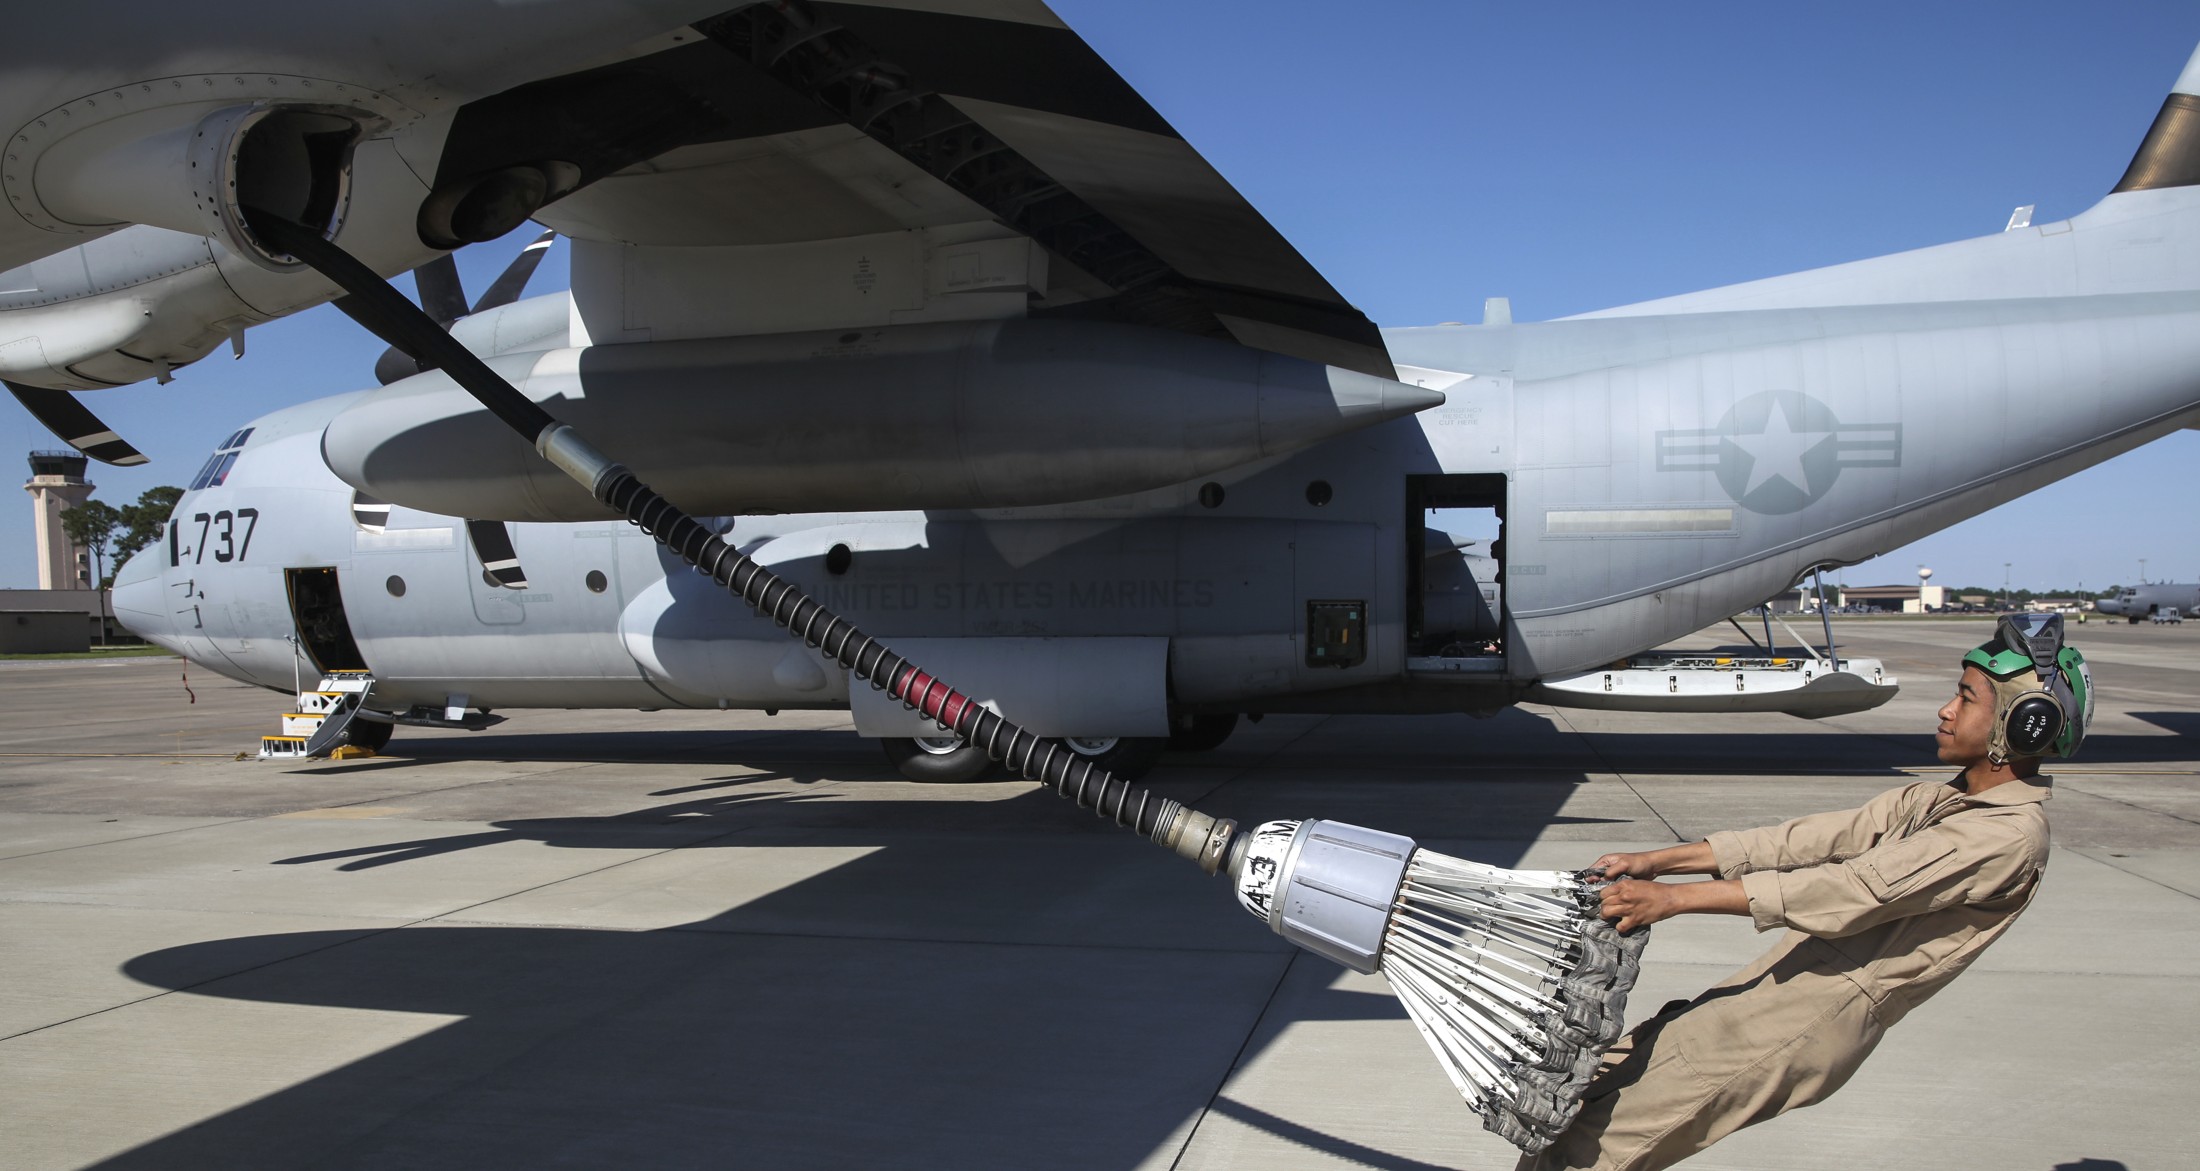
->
1655;391;1901;515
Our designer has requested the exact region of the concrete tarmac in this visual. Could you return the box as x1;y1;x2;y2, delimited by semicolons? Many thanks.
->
1;618;2194;1169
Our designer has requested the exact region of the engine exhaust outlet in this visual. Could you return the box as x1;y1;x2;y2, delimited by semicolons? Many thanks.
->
26;100;368;272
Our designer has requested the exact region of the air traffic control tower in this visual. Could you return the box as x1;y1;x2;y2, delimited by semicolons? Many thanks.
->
24;451;93;590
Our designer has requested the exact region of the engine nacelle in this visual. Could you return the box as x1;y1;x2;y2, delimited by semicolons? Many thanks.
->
8;81;393;273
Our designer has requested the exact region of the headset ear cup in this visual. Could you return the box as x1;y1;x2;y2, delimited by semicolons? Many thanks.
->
2004;694;2065;758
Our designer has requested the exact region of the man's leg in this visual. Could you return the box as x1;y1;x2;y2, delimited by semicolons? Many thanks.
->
1519;963;1882;1170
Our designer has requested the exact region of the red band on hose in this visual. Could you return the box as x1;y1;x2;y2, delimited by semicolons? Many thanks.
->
889;666;970;735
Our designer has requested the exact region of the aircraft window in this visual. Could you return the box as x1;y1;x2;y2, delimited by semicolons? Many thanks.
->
1198;482;1225;508
185;429;256;490
385;575;406;597
825;544;853;576
585;570;608;593
1306;480;1333;507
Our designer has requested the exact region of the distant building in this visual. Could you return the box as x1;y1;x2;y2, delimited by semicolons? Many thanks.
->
1803;584;1949;613
23;451;94;591
2028;597;2085;613
0;589;117;650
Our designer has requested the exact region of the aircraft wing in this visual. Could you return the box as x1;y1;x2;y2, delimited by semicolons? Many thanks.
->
483;2;1389;375
1;1;1388;400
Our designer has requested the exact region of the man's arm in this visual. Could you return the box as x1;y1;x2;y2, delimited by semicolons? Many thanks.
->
1595;813;2044;937
1728;814;2042;938
1591;786;1914;890
1709;784;1917;878
1587;842;1719;881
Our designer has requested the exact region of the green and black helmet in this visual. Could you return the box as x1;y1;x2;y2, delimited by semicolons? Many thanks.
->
1961;613;2092;762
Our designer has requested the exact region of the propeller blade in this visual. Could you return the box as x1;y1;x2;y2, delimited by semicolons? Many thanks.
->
471;230;556;315
332;294;432;386
415;254;469;327
6;381;149;466
465;519;529;589
346;235;551;386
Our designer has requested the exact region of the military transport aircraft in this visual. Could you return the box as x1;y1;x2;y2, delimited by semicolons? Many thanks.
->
6;4;2199;773
2096;581;2200;623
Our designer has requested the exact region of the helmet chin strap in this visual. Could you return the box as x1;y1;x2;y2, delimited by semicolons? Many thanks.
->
1986;678;2022;766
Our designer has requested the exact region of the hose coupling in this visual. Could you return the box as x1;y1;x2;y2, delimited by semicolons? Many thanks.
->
1163;809;1238;875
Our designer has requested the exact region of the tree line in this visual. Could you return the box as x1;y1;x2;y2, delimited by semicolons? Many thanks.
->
58;486;182;590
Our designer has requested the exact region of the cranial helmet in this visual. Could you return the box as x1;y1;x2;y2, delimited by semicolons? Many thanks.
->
1961;613;2092;763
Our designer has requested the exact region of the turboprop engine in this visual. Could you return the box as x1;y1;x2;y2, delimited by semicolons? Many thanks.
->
320;318;1445;520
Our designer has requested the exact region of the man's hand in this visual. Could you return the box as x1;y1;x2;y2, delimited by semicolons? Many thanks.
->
1597;877;1685;932
1585;851;1663;882
1597;876;1751;931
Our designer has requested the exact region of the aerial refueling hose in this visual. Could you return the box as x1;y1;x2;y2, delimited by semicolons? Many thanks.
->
246;210;1239;874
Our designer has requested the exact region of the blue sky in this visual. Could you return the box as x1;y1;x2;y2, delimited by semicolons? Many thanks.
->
7;1;2198;593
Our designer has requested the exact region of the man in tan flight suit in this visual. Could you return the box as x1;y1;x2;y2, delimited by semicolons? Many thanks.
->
1522;614;2092;1170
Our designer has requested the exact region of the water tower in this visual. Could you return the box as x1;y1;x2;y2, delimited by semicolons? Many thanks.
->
1917;566;1934;612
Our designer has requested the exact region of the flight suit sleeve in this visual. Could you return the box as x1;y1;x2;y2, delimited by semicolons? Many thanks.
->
1734;813;2042;937
1705;784;1912;878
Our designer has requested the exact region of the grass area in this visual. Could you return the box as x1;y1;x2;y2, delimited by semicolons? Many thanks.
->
0;645;177;662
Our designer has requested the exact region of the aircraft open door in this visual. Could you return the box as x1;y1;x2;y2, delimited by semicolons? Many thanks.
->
1406;473;1507;675
284;567;371;674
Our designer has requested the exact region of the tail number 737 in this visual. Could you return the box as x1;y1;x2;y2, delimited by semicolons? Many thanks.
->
169;508;260;566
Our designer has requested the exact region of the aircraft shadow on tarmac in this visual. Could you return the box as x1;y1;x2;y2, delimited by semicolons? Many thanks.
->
262;767;1640;871
108;760;1592;1169
2128;710;2200;741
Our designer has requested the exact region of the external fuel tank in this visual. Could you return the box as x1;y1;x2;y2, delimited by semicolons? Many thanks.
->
320;318;1442;521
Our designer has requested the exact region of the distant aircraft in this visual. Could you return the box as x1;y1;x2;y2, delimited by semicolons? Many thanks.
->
7;6;2200;770
2096;582;2200;622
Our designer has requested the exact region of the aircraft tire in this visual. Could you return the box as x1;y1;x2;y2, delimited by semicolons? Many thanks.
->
1063;736;1166;780
2130;615;2142;624
881;736;995;783
338;718;394;752
1166;712;1239;753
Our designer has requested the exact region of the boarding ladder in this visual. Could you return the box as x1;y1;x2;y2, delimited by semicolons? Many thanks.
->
260;671;376;760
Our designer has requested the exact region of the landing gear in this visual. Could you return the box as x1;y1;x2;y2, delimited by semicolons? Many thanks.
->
1064;735;1166;780
1167;712;1239;753
881;735;994;782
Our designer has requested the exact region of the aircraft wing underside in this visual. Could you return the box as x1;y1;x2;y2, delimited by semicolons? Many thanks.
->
502;2;1389;373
